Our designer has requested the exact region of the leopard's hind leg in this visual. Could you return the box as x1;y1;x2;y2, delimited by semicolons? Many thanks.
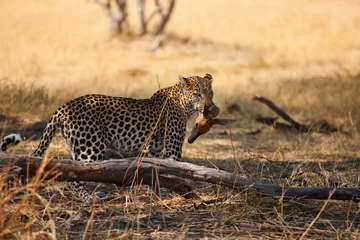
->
61;121;108;201
61;120;106;162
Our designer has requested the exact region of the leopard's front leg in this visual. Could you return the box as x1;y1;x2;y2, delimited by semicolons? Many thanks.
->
164;121;186;161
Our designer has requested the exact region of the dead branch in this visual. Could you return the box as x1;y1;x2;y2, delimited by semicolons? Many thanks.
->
1;154;359;201
253;96;308;131
92;0;174;37
146;0;164;26
150;34;164;52
148;0;176;51
253;96;341;134
90;0;128;35
154;0;175;35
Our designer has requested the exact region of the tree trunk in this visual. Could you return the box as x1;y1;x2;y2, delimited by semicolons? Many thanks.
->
136;0;146;35
154;0;175;35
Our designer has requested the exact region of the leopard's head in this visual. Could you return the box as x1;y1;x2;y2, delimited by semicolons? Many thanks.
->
179;74;220;118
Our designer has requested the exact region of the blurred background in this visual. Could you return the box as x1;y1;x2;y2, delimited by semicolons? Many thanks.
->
0;0;360;126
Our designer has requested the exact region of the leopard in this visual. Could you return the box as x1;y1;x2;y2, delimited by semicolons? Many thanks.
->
32;74;218;162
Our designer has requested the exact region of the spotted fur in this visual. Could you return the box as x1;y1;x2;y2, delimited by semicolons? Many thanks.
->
1;134;22;152
33;74;216;161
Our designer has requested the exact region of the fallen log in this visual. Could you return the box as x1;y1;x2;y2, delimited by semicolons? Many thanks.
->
1;154;359;201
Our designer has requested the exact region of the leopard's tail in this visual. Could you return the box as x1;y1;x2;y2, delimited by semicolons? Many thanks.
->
32;113;63;157
0;134;23;152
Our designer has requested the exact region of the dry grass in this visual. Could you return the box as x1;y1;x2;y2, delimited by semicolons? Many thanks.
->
1;0;360;239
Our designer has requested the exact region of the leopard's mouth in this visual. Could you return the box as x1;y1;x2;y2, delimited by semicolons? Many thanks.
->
197;103;219;115
206;104;220;117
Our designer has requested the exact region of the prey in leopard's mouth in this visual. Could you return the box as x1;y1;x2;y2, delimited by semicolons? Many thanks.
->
188;99;236;144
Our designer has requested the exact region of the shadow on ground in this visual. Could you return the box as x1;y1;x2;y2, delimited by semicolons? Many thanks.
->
0;120;47;140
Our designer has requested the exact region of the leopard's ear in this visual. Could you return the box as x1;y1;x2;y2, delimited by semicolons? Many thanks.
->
204;73;213;82
179;75;191;90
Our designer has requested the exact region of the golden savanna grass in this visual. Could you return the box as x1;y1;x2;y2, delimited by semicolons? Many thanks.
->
1;0;360;239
